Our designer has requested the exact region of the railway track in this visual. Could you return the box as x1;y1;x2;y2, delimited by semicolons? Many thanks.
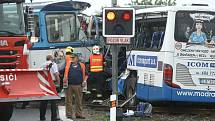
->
85;101;215;115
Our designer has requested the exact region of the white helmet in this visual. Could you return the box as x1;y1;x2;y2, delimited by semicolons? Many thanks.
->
92;45;100;54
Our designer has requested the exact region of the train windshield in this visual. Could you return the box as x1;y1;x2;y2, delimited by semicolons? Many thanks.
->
0;3;25;36
46;13;77;43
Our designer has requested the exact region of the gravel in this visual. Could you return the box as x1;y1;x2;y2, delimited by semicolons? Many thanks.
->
123;113;215;121
81;107;215;121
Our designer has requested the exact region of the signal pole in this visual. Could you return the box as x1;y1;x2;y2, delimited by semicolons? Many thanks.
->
111;0;118;104
105;1;134;121
112;0;117;6
110;0;118;121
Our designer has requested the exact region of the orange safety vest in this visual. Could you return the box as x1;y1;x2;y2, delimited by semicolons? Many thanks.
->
90;54;104;72
64;61;86;81
65;54;71;65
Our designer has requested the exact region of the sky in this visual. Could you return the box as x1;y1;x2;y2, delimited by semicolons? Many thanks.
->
25;0;132;15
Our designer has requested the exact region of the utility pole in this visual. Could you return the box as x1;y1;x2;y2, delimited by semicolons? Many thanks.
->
111;0;118;105
110;0;118;121
112;0;117;6
105;1;134;120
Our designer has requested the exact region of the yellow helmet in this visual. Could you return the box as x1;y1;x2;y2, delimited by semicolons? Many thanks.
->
66;46;74;53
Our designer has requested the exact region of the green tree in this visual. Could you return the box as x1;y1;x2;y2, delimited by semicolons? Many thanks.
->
154;0;163;5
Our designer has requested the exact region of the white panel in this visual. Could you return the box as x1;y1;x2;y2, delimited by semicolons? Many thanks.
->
29;49;53;69
28;47;93;69
128;50;165;87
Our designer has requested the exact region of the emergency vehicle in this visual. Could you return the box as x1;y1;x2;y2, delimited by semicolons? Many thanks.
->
25;1;101;71
119;1;215;105
0;0;62;120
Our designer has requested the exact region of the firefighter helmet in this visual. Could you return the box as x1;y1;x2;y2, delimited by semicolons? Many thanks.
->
92;45;100;54
66;46;74;53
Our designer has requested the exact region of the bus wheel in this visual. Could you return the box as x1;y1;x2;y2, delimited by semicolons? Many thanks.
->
0;103;14;121
126;87;136;106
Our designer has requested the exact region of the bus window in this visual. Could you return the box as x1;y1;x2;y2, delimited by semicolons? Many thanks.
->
134;12;167;51
46;14;77;43
175;11;215;45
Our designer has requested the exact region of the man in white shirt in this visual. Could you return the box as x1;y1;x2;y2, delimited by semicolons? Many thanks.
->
40;55;62;121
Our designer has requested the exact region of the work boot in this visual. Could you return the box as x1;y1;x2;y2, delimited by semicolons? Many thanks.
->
40;117;46;121
66;116;73;119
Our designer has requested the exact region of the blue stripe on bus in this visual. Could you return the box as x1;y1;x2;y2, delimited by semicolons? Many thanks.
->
136;83;215;103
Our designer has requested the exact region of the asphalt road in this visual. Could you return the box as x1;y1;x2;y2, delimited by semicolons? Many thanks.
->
11;106;73;121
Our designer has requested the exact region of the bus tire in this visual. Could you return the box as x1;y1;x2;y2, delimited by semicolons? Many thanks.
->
0;103;14;121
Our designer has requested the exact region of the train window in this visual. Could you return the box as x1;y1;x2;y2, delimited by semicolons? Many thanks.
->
46;13;77;43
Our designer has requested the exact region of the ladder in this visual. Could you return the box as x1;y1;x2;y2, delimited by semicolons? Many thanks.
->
26;6;35;33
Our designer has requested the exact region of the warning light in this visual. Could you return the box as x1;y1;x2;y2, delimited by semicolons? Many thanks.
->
103;8;135;37
122;11;132;21
106;11;116;21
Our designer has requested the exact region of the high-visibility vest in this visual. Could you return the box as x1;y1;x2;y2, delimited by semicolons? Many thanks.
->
64;61;86;81
65;54;71;65
90;54;104;72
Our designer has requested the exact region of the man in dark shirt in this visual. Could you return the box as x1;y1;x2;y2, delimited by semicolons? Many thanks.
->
63;54;86;119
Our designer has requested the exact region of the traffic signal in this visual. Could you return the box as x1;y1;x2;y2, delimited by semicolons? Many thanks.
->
103;8;135;37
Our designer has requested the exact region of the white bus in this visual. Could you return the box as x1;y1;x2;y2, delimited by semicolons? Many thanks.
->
119;3;215;104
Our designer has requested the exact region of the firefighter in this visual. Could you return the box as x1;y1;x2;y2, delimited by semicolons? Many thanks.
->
57;46;74;90
64;46;74;75
65;46;74;64
88;45;106;102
